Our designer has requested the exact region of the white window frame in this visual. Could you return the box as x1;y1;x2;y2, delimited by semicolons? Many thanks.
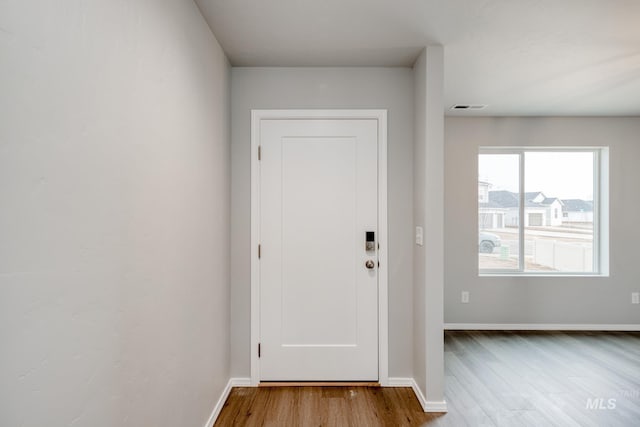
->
479;146;609;277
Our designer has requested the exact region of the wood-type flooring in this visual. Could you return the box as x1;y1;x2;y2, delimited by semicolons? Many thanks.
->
215;331;640;426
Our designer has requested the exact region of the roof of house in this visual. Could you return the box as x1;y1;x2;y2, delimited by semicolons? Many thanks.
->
488;190;518;208
488;191;567;209
542;197;563;206
561;199;593;212
524;191;543;201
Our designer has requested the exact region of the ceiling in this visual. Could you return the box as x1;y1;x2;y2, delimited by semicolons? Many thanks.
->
195;0;640;116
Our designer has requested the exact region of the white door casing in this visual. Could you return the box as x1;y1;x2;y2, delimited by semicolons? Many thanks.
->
250;110;388;385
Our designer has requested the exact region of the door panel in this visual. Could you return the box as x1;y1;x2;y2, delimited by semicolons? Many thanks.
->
281;137;357;345
259;119;378;381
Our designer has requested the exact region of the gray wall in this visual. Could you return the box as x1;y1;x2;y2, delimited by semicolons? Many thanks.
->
445;117;640;325
413;51;427;397
0;1;231;426
231;67;414;378
413;47;446;405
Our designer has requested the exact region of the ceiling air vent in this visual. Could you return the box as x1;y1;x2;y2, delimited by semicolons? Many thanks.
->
450;104;487;110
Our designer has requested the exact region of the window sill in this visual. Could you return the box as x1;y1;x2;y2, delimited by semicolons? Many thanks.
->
479;272;609;278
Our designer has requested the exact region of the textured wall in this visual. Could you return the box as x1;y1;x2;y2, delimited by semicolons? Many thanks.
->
445;117;640;326
230;67;415;379
0;1;231;426
413;47;446;406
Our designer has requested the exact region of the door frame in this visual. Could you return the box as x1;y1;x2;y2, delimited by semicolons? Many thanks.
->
250;109;388;386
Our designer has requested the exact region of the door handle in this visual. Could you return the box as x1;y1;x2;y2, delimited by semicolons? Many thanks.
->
365;260;375;270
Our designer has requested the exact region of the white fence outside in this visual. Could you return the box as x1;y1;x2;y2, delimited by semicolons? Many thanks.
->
533;239;593;272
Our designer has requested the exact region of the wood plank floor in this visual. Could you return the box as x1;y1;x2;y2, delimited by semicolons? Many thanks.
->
214;331;640;426
215;386;439;426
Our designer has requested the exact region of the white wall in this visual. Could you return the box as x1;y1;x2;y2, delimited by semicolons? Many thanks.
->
445;117;640;325
413;47;446;408
230;67;414;378
0;1;231;426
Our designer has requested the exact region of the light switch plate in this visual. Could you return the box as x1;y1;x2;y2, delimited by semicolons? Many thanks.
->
415;226;424;246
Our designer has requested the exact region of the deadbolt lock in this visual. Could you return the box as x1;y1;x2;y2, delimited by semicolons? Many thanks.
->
365;260;375;270
365;231;375;252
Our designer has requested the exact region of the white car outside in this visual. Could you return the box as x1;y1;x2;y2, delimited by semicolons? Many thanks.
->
479;232;501;253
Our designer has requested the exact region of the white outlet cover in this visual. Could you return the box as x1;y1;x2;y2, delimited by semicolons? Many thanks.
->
461;291;470;304
632;292;640;304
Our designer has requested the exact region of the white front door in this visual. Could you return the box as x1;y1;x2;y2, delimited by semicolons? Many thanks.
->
259;118;379;381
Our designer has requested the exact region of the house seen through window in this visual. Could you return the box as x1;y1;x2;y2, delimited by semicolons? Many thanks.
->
478;148;607;275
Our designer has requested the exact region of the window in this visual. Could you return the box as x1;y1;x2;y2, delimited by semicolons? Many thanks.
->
478;147;608;275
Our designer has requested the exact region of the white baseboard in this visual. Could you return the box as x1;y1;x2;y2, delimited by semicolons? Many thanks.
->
409;378;428;411
387;377;414;387
423;399;449;412
230;377;252;387
203;377;253;427
388;378;447;413
409;378;448;413
203;378;232;427
445;323;640;331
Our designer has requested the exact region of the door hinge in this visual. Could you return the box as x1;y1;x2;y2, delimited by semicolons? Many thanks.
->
258;244;261;259
258;146;262;160
258;343;261;358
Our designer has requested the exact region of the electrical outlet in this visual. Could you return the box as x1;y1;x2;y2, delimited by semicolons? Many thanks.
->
461;291;470;304
632;292;639;305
